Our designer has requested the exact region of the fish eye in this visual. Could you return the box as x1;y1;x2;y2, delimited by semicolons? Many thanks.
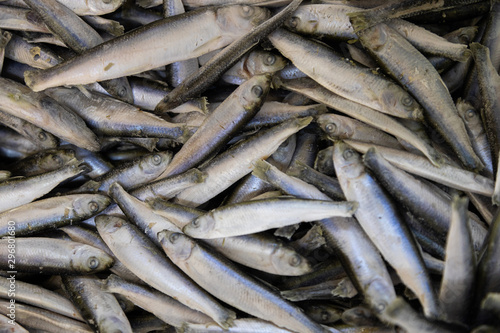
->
169;233;180;243
325;123;337;134
288;17;299;29
466;109;476;119
264;54;276;66
38;132;47;141
401;95;413;107
241;6;254;17
343;149;354;160
152;154;162;165
321;311;330;321
251;85;263;98
52;155;63;165
191;219;200;228
102;0;112;3
88;201;99;213
118;88;126;97
459;34;470;44
376;302;386;312
87;256;100;270
288;254;301;267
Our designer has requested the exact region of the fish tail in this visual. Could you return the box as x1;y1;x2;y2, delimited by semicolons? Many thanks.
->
215;309;236;329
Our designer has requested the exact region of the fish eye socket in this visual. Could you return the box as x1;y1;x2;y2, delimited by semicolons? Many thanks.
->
343;149;354;160
288;17;299;28
325;123;337;134
401;95;413;107
251;85;263;97
191;219;200;228
88;201;99;213
264;54;276;66
459;34;470;44
466;109;476;119
118;88;126;97
321;311;330;321
169;233;180;243
376;302;386;312
87;256;100;270
52;155;63;165
289;254;301;267
152;154;162;165
38;132;47;141
241;6;254;17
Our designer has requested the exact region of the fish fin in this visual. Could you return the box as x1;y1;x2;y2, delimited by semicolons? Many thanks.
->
192;36;224;55
76;85;92;98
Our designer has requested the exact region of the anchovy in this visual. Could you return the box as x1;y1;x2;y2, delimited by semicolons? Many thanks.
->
62;275;132;333
0;300;92;333
102;274;213;328
24;5;270;91
0;164;87;213
333;141;439;318
356;23;482;171
0;78;100;151
271;29;423;120
184;197;357;238
95;214;237;328
439;195;476;323
159;74;271;178
158;230;333;333
174;117;311;207
0;237;114;274
0;193;110;237
154;0;300;111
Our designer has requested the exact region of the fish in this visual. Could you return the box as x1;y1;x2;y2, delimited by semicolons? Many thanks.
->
158;230;333;333
0;238;114;274
269;29;423;120
356;23;483;171
62;275;133;333
183;197;357;238
24;5;270;91
95;214;237;328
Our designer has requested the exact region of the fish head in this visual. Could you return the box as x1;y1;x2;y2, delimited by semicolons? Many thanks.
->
246;51;287;76
70;244;114;273
364;277;397;315
314;146;334;175
239;74;271;110
139;151;172;175
95;215;128;235
182;214;215;238
36;149;77;172
316;114;354;140
158;230;195;261
380;84;424;121
88;0;125;15
456;98;480;126
358;24;389;53
216;6;270;36
98;316;131;333
332;141;365;180
73;194;112;217
284;10;319;34
271;245;313;276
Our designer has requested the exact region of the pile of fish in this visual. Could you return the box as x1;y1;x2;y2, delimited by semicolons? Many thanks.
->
0;0;499;332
